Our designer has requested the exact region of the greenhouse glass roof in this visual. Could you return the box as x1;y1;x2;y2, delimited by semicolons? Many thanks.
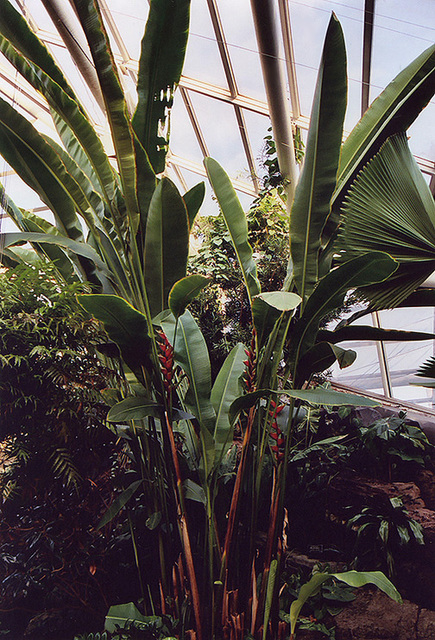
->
1;0;435;406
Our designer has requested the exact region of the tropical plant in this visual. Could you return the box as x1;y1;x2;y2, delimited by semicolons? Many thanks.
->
0;2;434;639
0;262;119;497
0;262;127;638
347;496;424;578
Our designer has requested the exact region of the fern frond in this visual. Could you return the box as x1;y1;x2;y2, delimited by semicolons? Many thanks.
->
49;447;82;489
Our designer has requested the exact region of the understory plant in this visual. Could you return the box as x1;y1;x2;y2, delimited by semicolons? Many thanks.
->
0;1;434;638
0;263;125;637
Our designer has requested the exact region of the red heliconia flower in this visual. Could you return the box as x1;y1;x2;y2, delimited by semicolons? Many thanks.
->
269;400;285;463
243;331;257;392
156;330;174;392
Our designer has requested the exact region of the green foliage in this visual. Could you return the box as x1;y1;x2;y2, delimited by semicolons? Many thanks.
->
0;263;119;496
355;411;434;479
347;497;425;577
0;4;434;639
0;263;127;637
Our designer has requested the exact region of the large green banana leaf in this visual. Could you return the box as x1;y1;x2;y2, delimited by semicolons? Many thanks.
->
132;0;191;174
160;310;216;434
204;157;260;302
0;33;117;203
0;99;85;242
288;252;397;386
1;232;109;274
144;178;190;317
210;343;246;459
289;13;347;304
73;0;139;231
78;294;152;375
338;133;435;308
0;0;77;100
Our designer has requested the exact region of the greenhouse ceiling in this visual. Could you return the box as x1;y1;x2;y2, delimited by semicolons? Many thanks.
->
0;0;433;215
0;0;434;407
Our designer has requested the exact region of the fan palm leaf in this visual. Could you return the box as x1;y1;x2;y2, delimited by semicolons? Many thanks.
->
337;132;435;308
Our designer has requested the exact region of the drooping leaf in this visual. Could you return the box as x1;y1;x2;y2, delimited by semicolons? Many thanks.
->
319;325;435;344
132;0;190;173
204;157;260;301
160;311;215;433
0;32;116;203
296;341;356;383
0;0;77;100
0;99;84;241
229;387;378;426
145;178;190;317
107;398;163;422
211;343;246;459
288;252;397;382
334;43;435;210
184;182;206;228
169;274;210;319
97;480;142;530
1;232;109;273
19;212;76;281
107;396;193;423
290;14;347;303
78;294;151;374
289;570;401;635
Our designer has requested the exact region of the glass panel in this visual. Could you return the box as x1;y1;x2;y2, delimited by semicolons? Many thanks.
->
170;93;207;164
188;92;251;181
218;0;266;101
289;0;363;130
106;2;150;61
183;0;227;87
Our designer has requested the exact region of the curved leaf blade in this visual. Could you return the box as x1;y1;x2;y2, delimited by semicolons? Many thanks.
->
184;182;206;229
97;481;142;530
290;14;347;303
2;232;108;272
74;0;139;228
335;43;435;208
132;0;190;173
204;157;260;301
211;343;246;458
78;294;151;374
288;252;397;381
160;310;215;433
145;178;190;317
169;274;210;319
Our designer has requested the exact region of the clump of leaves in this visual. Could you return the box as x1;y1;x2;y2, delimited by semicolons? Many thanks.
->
351;411;434;481
0;263;126;637
347;496;424;577
0;262;121;496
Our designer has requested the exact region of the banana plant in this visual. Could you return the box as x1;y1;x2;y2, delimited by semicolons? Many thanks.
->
0;4;434;640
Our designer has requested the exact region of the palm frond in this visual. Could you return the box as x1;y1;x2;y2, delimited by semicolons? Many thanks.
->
337;133;435;308
416;355;435;378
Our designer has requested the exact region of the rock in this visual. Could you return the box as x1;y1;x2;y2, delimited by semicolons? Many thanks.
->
415;469;435;510
333;587;435;640
418;609;435;638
